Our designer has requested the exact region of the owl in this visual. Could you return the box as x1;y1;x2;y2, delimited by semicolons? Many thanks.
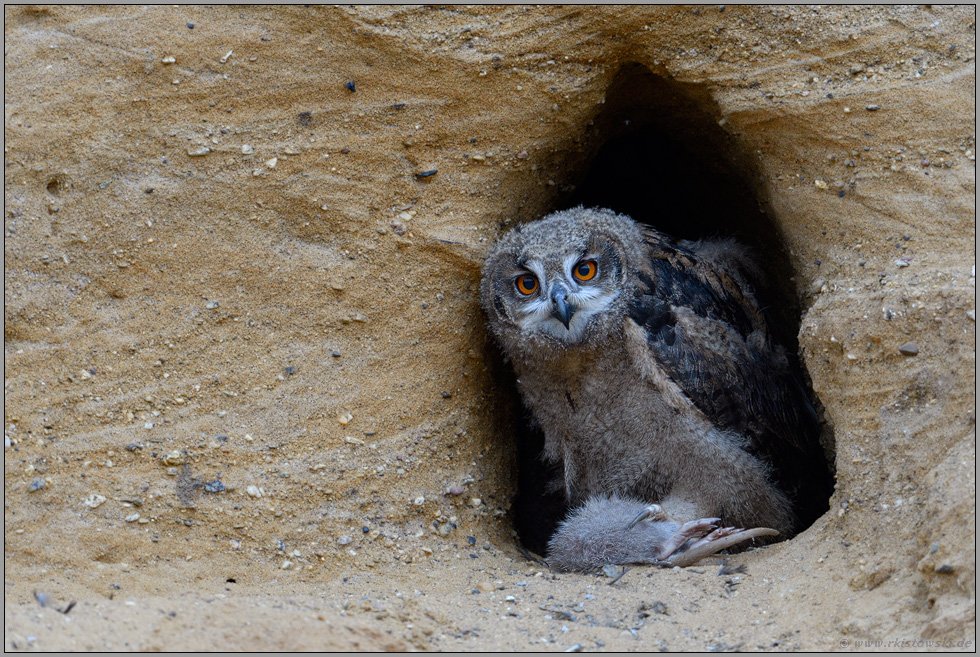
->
480;207;832;572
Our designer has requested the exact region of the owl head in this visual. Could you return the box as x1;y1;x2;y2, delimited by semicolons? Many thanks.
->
481;207;645;357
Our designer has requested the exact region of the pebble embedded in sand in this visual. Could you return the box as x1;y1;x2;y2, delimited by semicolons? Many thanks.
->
162;450;185;466
125;513;140;522
204;480;225;493
84;494;106;508
898;343;919;356
246;485;262;498
187;147;211;157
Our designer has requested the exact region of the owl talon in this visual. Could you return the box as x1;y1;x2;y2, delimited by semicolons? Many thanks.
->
663;526;780;568
653;517;721;560
625;503;667;529
688;526;737;551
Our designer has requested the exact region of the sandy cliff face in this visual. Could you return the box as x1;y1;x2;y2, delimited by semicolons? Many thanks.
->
5;5;975;651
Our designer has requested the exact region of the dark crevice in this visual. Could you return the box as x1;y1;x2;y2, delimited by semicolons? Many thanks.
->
498;63;836;555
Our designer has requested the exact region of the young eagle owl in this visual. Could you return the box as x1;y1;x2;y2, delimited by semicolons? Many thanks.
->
480;207;831;572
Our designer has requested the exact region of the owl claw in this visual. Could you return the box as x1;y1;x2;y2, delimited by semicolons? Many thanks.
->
662;525;780;568
652;517;720;559
625;503;668;529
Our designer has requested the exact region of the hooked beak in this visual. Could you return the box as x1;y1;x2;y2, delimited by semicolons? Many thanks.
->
550;285;575;329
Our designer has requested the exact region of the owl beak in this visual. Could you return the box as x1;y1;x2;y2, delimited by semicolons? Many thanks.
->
550;286;575;329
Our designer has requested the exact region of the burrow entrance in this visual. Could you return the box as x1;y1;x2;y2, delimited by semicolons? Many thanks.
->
503;63;836;556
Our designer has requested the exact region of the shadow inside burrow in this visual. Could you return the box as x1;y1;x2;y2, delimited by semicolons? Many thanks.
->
485;63;836;558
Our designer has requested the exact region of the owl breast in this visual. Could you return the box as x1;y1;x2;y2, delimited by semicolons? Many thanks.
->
515;332;679;504
512;321;794;534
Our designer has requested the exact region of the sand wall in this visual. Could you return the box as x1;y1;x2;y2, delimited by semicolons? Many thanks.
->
4;5;975;650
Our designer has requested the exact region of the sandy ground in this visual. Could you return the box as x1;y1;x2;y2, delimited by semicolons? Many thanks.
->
4;5;976;651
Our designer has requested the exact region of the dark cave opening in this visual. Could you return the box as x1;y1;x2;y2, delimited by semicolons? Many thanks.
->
507;63;835;556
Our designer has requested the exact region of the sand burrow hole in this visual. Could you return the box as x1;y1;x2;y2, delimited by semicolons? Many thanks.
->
493;62;838;556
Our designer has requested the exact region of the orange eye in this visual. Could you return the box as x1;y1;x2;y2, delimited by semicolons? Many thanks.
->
515;275;538;295
573;260;597;281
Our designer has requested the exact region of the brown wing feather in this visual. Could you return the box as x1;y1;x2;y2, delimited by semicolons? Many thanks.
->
629;227;831;527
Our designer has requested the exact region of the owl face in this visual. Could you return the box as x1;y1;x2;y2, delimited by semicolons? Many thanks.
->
481;208;644;350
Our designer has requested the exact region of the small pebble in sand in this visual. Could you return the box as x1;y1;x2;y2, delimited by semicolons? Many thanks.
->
162;450;186;466
449;485;464;495
84;494;106;508
187;147;211;157
601;564;620;578
246;485;262;498
28;478;47;492
204;480;225;493
241;144;254;154
125;513;140;523
338;535;353;545
468;497;482;508
898;343;919;356
161;55;176;64
865;105;881;111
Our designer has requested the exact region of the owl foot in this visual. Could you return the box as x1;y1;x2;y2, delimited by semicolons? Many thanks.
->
659;525;779;568
545;496;779;573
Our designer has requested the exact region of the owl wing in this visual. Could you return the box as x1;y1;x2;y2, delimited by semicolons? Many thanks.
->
628;227;823;479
